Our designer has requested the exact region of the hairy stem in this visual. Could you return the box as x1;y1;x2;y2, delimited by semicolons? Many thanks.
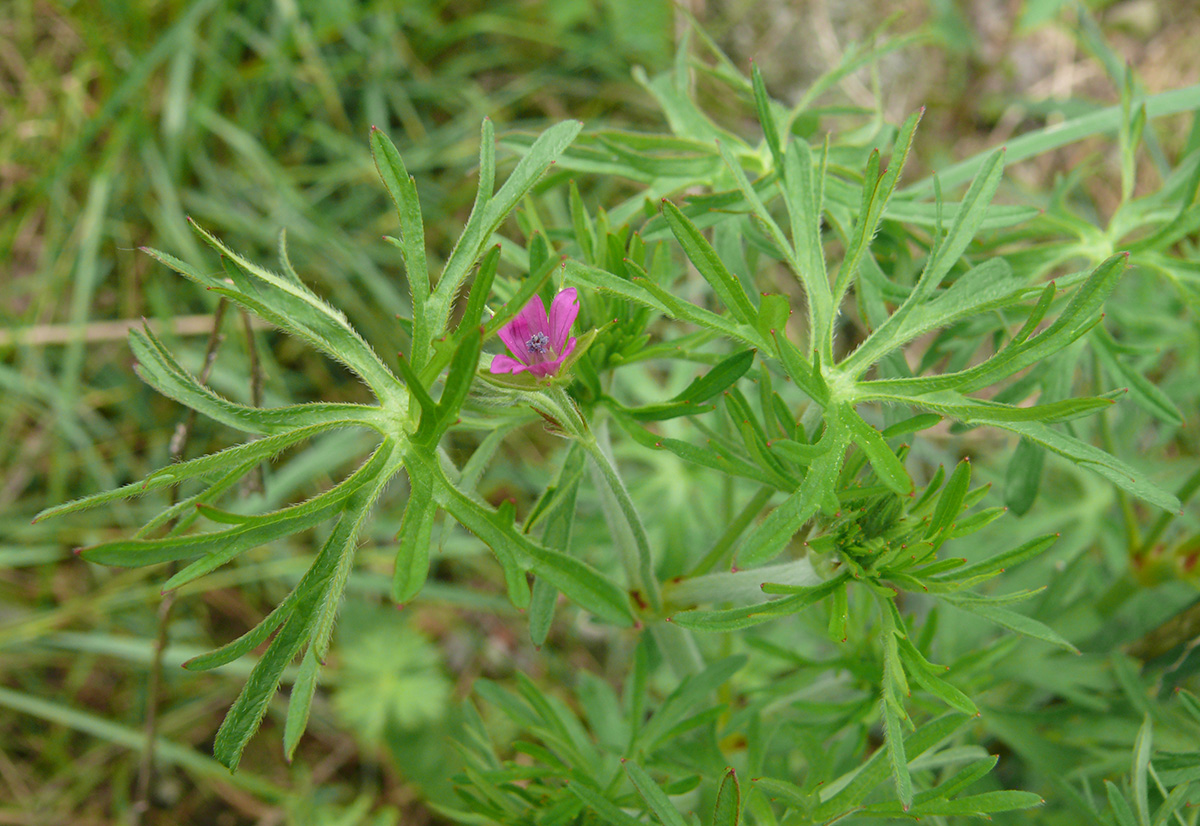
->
584;417;662;615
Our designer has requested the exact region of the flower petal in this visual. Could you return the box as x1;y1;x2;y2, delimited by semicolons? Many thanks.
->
497;294;549;359
530;336;576;377
489;353;529;374
548;288;580;351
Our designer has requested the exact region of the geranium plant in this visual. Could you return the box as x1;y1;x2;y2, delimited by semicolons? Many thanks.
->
35;25;1200;826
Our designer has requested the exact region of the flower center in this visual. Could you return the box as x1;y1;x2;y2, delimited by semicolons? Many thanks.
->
525;332;550;354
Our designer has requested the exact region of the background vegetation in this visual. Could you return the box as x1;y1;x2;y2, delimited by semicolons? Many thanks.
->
2;0;1199;824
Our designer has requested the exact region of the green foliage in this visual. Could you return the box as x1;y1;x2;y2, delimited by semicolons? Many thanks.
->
14;3;1200;824
330;603;450;742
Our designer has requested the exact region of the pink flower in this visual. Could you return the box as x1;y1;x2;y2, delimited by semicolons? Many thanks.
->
489;288;580;378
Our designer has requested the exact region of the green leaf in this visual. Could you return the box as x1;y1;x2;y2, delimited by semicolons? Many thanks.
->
414;452;632;626
736;416;849;567
82;499;338;569
861;387;1115;426
393;467;437;603
751;62;784;170
128;325;380;436
431;119;495;336
832;109;923;310
878;258;1029;357
613;413;783;489
569;180;597;264
780;137;834;356
934;534;1057;586
617;349;755;421
893;791;1044;816
282;648;319;761
182;524;342;671
213;464;390;770
724;389;798;488
880;413;942;439
393;348;437;426
905;84;1200;196
624;760;689;826
713;768;741;826
756;293;791;340
1177;688;1200;726
214;601;313;770
528;577;558;649
1133;714;1152;826
769;330;825;402
770;437;831;466
842;149;1006;376
1151;782;1192;826
814;714;969;818
671;571;849;631
1107;781;1138;826
371;126;430;368
157;444;393;591
751;776;811;810
527;447;585;645
460;245;500;333
954;253;1126;393
1005;437;1045;516
427;326;482;442
662;199;759;325
863;254;1128;397
34;423;336;524
927;459;971;541
564;260;766;350
181;224;399;399
843;405;913;495
639;656;746;750
942;593;1079;654
715;142;796;266
919;755;998;803
994;420;1180;512
882;694;913;810
431;119;582;337
897;648;978;716
1093;329;1183;425
567;780;651;826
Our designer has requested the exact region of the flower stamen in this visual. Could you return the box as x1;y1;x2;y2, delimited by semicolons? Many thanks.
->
488;287;579;378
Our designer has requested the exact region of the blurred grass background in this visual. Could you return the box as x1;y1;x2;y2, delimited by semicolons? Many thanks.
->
2;0;1198;823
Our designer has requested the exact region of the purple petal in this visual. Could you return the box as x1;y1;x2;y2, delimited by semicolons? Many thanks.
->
497;294;549;358
530;336;577;377
489;353;529;374
548;288;580;351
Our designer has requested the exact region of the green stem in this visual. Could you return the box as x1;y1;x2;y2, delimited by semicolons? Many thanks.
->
584;417;662;615
651;623;705;677
689;485;775;577
542;389;704;674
